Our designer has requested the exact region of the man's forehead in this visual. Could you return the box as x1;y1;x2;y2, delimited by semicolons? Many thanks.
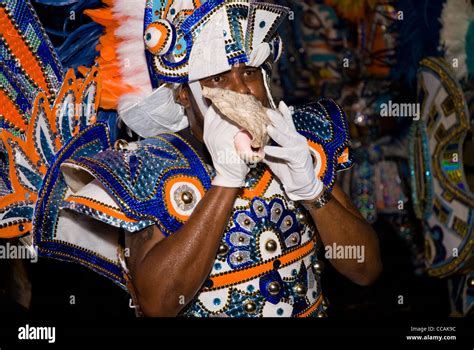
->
213;64;259;76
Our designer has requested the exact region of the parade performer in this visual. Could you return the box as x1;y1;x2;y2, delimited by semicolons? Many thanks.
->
0;0;381;317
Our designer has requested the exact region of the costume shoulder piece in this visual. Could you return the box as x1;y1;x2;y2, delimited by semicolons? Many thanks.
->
293;98;354;189
0;0;129;286
24;132;212;288
60;134;213;237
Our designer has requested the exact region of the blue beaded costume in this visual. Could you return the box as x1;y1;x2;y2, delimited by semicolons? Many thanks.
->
0;0;353;317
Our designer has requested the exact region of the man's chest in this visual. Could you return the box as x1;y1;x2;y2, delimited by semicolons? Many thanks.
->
180;165;326;317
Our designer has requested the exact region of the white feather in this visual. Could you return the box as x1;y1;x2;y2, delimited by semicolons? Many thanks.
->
108;0;152;114
115;19;144;39
440;0;474;80
112;0;146;20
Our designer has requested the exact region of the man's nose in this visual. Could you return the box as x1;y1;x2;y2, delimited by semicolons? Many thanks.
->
229;72;251;95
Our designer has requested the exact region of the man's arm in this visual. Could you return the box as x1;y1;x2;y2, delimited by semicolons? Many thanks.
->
263;103;382;286
305;184;382;286
125;186;240;317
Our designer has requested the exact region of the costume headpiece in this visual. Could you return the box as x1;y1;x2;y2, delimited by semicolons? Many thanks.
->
88;0;289;137
143;0;287;84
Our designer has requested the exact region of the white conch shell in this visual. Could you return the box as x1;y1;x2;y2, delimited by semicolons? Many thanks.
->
202;87;271;148
202;87;271;163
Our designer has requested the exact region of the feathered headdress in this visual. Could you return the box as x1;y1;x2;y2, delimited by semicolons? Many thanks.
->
86;0;290;137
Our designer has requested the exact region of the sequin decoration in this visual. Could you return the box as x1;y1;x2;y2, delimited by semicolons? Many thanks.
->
0;67;101;239
144;0;289;85
409;57;474;278
63;133;212;236
292;99;353;190
144;19;176;56
0;0;63;136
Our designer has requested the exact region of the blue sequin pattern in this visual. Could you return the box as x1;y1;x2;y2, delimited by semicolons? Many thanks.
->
1;0;63;96
32;123;127;287
293;98;353;188
61;133;213;236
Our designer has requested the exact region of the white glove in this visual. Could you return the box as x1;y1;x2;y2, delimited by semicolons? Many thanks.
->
203;106;250;188
263;101;324;202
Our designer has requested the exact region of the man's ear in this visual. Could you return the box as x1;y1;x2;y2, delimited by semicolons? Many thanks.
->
176;85;192;108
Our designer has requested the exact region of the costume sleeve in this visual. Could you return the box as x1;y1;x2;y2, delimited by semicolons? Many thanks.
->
292;98;354;189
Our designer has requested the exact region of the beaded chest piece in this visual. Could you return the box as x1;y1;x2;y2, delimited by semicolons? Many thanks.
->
409;57;474;278
180;162;326;317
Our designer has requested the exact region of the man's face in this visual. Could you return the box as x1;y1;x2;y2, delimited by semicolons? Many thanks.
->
178;63;270;141
200;63;269;107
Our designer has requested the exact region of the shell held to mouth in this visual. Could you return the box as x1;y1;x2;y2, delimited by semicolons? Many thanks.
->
202;87;272;163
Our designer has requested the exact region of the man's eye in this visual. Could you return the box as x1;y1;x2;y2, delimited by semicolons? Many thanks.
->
244;70;256;76
211;76;223;83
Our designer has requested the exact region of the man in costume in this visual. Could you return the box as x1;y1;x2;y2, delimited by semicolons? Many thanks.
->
0;0;381;317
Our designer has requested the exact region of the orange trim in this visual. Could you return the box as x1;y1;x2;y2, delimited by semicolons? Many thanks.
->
162;1;173;18
242;170;272;200
24;92;55;172
324;0;378;22
65;196;137;223
146;22;170;55
164;176;206;222
207;240;316;290
308;43;333;51
0;131;38;205
0;90;27;132
0;67;100;239
337;147;349;164
84;7;136;110
0;223;32;239
296;295;323;318
0;7;49;95
0;68;100;238
308;140;327;179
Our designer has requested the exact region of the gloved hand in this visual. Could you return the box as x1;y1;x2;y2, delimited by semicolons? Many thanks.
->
263;101;324;202
203;106;250;188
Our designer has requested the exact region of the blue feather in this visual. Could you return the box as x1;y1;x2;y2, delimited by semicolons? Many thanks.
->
57;22;103;70
31;0;104;69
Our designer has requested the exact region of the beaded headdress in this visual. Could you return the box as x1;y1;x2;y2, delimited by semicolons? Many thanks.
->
87;0;289;137
143;0;288;84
